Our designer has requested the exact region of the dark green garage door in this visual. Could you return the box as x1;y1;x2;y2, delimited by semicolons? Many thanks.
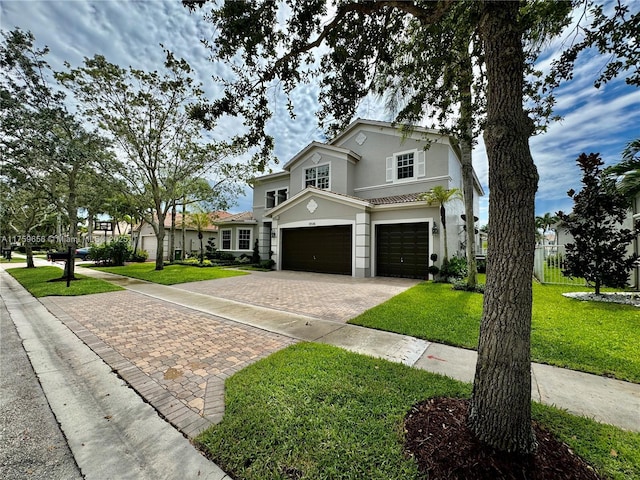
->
376;222;429;279
282;225;352;275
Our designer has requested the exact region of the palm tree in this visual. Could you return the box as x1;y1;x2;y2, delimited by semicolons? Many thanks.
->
187;208;211;264
535;212;559;246
606;139;640;201
420;186;463;264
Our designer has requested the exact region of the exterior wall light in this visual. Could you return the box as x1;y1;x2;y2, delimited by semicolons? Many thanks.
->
271;230;277;238
432;223;439;235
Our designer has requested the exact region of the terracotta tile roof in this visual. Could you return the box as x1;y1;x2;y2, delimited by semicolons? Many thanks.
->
214;211;256;224
368;193;425;205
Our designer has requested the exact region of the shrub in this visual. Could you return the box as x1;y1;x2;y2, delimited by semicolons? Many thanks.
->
452;280;485;293
205;237;217;260
439;256;468;280
259;259;275;270
427;265;440;275
252;239;260;264
218;252;235;263
236;254;251;264
130;249;148;263
109;237;132;266
88;238;132;266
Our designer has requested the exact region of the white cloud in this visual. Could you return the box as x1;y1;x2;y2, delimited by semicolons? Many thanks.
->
2;0;637;218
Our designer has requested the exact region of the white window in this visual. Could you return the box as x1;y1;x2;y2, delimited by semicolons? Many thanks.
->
396;152;414;179
266;188;288;208
221;229;231;250
305;164;330;190
238;229;251;250
386;150;425;183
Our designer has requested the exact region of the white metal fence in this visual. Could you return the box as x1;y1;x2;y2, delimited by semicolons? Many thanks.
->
533;245;587;286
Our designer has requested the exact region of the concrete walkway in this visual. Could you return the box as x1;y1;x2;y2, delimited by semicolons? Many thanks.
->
2;258;639;478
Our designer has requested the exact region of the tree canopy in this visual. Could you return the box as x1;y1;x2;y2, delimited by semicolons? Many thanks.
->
184;0;640;456
57;53;251;270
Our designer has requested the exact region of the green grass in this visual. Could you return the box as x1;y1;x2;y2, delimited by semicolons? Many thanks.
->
6;266;123;297
0;256;26;263
197;343;640;480
349;279;640;383
92;262;248;285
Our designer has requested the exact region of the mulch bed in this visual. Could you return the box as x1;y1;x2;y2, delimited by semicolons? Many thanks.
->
404;397;602;480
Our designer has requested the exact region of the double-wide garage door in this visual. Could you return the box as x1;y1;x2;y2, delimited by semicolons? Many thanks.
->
282;225;352;275
376;222;429;279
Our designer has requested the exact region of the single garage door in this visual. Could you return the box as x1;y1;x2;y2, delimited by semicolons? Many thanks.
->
282;225;352;275
376;222;429;279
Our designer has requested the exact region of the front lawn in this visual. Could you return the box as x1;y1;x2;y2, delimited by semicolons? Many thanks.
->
349;281;640;383
197;343;640;480
92;262;248;285
6;266;124;297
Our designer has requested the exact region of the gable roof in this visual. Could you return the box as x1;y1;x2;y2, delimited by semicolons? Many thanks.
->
266;186;370;217
328;118;445;147
282;141;361;171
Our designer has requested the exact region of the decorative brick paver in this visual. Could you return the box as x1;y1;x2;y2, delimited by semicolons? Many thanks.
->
42;290;296;438
176;270;419;321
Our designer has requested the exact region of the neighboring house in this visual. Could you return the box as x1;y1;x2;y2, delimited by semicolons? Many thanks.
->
139;211;231;261
213;211;259;257
245;119;484;279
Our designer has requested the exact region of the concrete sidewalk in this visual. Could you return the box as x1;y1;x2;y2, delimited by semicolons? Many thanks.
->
76;265;640;433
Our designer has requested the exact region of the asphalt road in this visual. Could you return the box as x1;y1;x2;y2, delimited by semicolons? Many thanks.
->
0;296;82;480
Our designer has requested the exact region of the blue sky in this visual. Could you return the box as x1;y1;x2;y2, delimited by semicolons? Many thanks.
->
2;0;638;225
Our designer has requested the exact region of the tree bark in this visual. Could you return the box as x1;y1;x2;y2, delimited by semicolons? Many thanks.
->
169;202;176;263
468;2;538;454
459;49;478;288
154;209;166;271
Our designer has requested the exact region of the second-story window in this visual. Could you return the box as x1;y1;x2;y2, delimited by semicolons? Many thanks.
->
266;188;288;208
396;152;414;179
305;164;330;190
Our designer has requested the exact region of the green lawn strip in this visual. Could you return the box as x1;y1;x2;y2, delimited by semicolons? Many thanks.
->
197;343;639;480
349;281;640;383
197;343;471;480
92;262;248;285
6;266;123;297
532;403;640;480
0;257;27;263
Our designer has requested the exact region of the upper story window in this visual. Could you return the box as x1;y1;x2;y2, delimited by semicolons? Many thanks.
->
396;152;414;179
386;150;425;183
305;164;330;190
266;188;288;208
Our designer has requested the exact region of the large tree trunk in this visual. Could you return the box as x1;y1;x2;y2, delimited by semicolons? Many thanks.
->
155;211;165;271
25;243;35;268
63;183;78;280
169;202;176;263
468;2;538;454
459;50;478;288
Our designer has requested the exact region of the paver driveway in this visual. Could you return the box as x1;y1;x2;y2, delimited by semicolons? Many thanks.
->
175;270;420;321
37;270;419;438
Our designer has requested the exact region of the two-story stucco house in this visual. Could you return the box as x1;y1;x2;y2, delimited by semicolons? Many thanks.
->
221;119;484;279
